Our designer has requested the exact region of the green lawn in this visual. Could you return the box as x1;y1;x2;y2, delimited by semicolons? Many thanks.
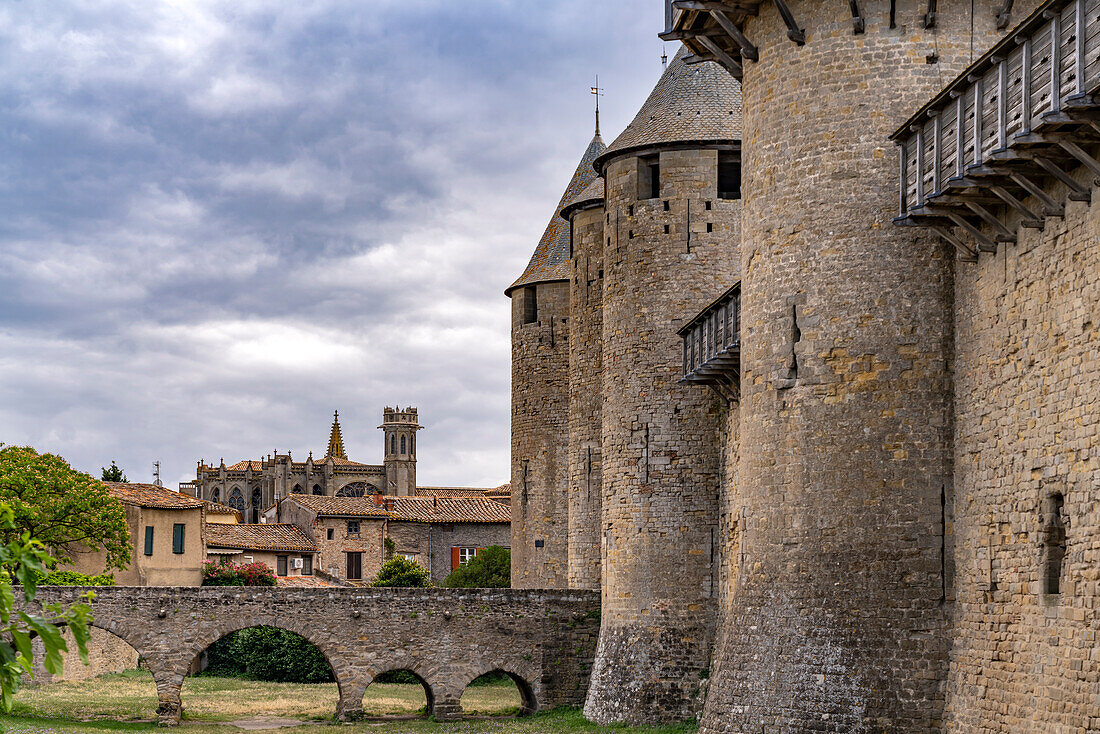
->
4;670;697;733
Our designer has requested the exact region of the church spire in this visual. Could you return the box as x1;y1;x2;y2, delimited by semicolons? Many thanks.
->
326;410;347;460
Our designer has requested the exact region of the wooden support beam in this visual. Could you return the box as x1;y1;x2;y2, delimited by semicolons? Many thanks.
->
964;201;1016;241
931;225;979;262
946;211;1000;252
772;0;805;44
1019;36;1033;136
996;58;1008;152
684;53;719;65
1009;171;1066;215
954;95;965;180
849;0;865;33
898;142;908;216
695;35;744;76
1059;140;1100;179
1032;156;1092;200
996;0;1014;29
711;9;758;61
921;0;938;28
989;185;1045;227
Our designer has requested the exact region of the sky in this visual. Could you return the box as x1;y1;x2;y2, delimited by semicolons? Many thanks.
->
0;0;669;488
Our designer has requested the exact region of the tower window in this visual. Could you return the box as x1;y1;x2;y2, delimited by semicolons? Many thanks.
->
718;152;741;200
522;285;538;324
391;435;396;454
1042;493;1067;595
637;155;660;199
401;435;407;454
410;435;414;454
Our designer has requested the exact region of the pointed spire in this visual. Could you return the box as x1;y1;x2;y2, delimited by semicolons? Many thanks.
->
327;410;347;460
591;75;604;137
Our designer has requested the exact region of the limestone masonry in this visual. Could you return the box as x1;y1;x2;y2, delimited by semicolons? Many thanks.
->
508;0;1099;731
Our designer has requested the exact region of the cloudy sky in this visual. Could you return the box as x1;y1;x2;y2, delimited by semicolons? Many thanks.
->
0;0;668;488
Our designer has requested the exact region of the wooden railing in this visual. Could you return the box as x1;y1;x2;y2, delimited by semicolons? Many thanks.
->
678;284;741;401
893;0;1100;260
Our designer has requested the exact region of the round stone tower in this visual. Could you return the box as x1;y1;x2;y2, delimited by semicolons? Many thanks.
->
584;48;742;724
561;177;606;591
507;130;605;589
679;2;1035;732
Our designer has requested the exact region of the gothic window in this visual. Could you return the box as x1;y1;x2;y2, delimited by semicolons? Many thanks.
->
410;435;414;454
1042;493;1067;595
227;488;245;513
336;482;366;497
313;484;323;496
291;484;304;494
251;487;262;523
212;488;220;503
391;435;397;454
401;435;407;454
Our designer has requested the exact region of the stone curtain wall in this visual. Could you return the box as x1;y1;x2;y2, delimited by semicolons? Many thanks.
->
510;281;570;589
947;192;1100;732
567;202;605;591
701;2;1044;733
584;148;739;724
30;586;599;725
26;626;139;685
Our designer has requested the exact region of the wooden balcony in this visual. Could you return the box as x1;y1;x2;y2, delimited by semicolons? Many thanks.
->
893;0;1100;260
678;283;741;402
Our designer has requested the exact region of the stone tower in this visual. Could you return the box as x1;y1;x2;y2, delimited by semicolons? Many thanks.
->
561;176;606;590
380;406;419;496
659;2;1040;732
507;129;605;589
584;48;742;724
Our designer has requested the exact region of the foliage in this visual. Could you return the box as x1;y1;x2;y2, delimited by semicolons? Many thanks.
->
38;570;115;586
200;559;276;587
0;500;95;713
0;445;131;574
370;556;432;588
383;536;395;560
99;462;128;483
202;627;334;683
375;669;419;684
442;545;510;588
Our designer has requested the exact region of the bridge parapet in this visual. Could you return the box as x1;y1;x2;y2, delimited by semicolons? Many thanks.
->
30;586;601;725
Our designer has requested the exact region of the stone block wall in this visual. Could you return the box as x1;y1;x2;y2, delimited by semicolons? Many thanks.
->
25;625;139;685
510;280;570;589
568;202;606;591
700;3;1039;733
946;193;1100;733
427;522;512;584
585;148;739;724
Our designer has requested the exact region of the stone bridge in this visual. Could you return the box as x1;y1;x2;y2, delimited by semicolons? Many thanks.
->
32;586;601;725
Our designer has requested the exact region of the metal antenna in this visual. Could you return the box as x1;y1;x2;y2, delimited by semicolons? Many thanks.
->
661;43;669;71
153;460;163;487
591;75;604;136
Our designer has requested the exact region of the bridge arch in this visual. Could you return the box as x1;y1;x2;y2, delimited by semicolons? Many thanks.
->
363;662;442;718
456;660;539;717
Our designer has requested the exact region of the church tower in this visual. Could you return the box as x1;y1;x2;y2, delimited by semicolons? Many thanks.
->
326;410;347;460
583;48;742;724
381;406;419;496
507;128;605;589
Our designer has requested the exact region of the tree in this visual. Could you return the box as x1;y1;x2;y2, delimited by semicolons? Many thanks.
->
203;627;334;683
442;546;510;588
0;446;130;574
370;556;432;588
0;500;94;712
100;462;127;483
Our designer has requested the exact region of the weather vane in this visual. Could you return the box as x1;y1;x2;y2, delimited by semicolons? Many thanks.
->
591;75;604;135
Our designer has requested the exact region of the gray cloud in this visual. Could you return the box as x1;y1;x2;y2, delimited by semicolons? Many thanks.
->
0;0;667;487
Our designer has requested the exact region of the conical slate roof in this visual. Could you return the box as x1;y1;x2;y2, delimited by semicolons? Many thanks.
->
506;131;606;296
593;45;742;173
560;176;604;221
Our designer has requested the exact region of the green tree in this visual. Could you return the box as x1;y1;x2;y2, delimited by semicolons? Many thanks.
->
0;446;130;574
0;501;94;712
370;556;432;588
203;627;333;683
442;546;510;588
99;461;127;483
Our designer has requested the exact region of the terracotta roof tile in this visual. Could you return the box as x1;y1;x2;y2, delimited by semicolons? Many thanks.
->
385;497;510;524
103;482;205;510
277;575;341;588
594;45;742;173
283;494;390;518
506;131;606;295
226;460;262;471
414;486;496;498
202;500;243;521
204;523;317;552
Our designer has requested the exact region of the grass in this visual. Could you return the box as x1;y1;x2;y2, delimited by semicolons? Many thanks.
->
0;708;698;733
4;670;698;733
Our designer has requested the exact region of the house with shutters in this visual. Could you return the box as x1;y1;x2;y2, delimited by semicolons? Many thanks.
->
204;522;323;584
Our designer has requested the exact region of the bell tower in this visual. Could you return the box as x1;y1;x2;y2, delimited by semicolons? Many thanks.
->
381;406;419;496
